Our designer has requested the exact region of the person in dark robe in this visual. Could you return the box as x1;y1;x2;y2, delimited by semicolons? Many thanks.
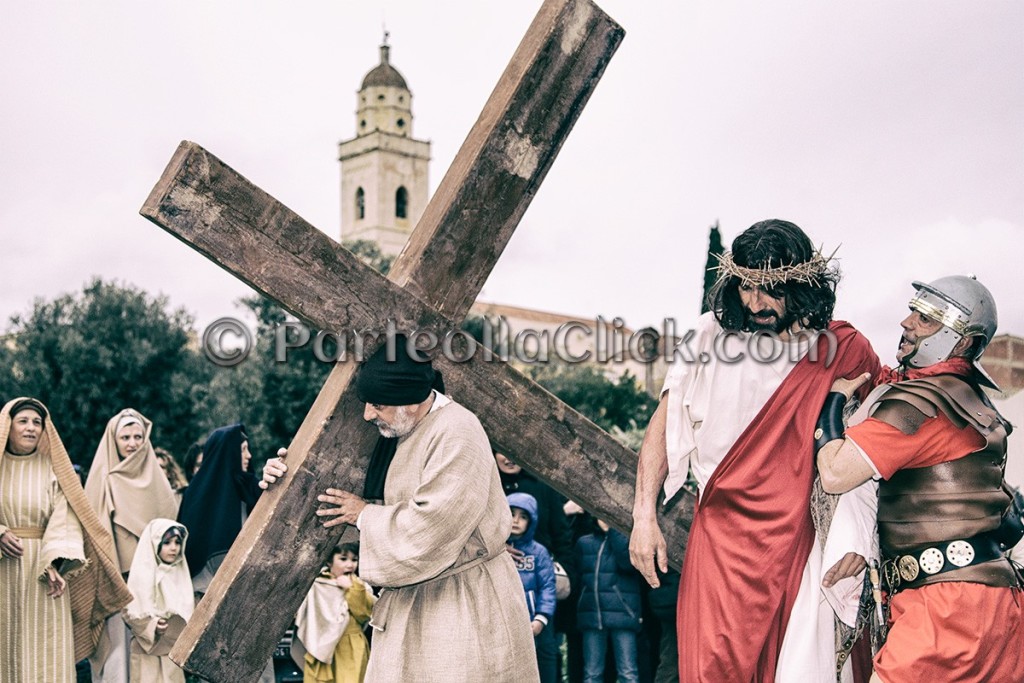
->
177;423;273;681
177;424;261;586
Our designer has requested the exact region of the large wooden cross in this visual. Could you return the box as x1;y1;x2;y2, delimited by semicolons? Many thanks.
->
141;2;693;681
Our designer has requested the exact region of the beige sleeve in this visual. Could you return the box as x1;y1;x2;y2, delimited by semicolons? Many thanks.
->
122;610;161;653
40;483;86;579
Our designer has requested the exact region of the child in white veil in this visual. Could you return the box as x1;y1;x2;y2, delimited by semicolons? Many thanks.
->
123;518;194;683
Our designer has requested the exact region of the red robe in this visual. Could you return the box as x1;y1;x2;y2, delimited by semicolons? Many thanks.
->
677;322;879;682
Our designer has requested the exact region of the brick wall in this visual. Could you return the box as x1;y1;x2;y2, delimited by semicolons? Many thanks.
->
981;335;1024;396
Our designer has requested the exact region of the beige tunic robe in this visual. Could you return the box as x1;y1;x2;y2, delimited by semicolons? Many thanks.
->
358;400;537;683
0;397;133;680
84;410;178;683
84;409;178;575
0;447;86;683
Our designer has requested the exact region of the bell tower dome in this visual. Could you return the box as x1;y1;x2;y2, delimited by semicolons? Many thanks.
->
339;35;431;257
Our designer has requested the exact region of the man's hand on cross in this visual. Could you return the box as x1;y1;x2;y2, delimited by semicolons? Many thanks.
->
261;447;367;527
316;489;367;528
258;447;289;490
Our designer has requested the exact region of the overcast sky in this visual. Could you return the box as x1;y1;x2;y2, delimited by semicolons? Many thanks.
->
2;1;1021;366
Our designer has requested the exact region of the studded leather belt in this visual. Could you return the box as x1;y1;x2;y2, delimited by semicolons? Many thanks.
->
882;535;1004;593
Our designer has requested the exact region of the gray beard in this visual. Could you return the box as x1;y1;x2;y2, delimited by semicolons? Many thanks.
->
375;407;417;438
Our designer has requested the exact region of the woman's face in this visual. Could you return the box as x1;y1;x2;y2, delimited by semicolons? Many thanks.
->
115;423;145;460
8;409;43;455
240;440;252;472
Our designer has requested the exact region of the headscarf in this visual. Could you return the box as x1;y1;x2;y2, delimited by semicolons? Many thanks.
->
83;409;178;571
9;397;47;422
177;423;261;577
125;519;194;622
357;335;445;500
0;398;132;661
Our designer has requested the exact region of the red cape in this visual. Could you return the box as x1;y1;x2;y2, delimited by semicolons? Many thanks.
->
677;321;879;682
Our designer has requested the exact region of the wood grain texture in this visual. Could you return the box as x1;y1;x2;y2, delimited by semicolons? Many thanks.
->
388;0;624;320
144;140;694;682
137;1;656;681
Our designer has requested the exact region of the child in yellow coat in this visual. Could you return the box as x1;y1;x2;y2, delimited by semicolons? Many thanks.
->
295;542;376;683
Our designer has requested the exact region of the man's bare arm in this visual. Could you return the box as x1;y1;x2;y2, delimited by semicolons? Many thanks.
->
818;438;875;494
629;394;670;588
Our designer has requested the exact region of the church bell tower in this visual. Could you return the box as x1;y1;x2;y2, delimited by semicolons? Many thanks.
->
339;36;431;256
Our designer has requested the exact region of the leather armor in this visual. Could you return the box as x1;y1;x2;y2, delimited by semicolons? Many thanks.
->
874;374;1017;589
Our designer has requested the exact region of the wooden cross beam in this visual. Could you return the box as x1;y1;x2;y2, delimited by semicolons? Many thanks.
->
141;2;693;681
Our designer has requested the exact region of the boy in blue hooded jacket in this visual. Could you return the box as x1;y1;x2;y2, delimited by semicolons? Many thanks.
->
507;492;558;683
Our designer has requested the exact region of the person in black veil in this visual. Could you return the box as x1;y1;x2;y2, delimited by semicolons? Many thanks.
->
177;423;261;587
177;423;274;682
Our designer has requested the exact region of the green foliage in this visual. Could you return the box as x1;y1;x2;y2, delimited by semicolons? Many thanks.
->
460;314;486;344
464;316;657;448
196;295;333;468
527;361;657;438
0;268;657;479
608;424;647;452
343;239;394;276
0;279;211;468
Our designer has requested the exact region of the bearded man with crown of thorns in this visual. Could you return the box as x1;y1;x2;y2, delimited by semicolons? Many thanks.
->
630;218;882;682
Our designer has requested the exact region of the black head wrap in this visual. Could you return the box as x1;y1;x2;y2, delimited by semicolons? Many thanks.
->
359;335;445;500
178;423;261;577
9;398;48;424
356;334;437;406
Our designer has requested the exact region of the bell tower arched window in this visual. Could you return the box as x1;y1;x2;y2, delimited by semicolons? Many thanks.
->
356;187;365;220
395;186;408;219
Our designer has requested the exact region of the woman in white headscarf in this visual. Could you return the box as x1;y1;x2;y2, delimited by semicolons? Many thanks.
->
85;409;178;683
123;518;194;683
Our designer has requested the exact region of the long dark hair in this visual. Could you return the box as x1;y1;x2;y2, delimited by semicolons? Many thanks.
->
708;219;838;332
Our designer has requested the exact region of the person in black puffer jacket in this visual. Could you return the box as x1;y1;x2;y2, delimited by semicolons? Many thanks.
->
575;519;642;683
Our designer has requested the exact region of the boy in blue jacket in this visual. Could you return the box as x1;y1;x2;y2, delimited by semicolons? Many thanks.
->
507;492;558;683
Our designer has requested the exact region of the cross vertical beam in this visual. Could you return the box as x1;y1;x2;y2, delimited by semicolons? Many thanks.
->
140;2;637;681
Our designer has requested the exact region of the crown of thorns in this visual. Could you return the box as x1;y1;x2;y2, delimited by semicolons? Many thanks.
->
713;246;838;288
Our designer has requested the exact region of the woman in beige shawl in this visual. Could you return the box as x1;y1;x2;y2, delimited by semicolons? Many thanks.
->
0;397;132;683
85;409;178;683
123;518;194;683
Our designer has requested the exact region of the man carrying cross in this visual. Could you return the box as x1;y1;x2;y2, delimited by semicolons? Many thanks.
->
630;219;881;681
262;335;537;683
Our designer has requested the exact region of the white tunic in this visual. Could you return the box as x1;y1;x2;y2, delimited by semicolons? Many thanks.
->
662;313;876;682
